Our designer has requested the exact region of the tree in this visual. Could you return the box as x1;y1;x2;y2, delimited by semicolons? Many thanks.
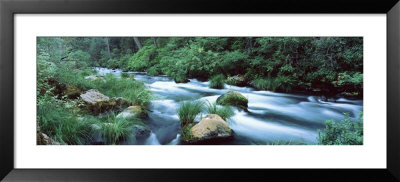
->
105;38;112;60
133;37;142;50
152;37;158;49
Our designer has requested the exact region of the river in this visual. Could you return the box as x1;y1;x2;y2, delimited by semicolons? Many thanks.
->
95;67;363;145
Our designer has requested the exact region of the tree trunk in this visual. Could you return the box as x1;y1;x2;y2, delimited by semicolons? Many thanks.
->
246;37;253;53
152;37;158;49
133;37;142;50
105;38;111;59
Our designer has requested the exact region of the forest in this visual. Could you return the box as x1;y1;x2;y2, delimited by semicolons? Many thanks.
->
37;37;363;145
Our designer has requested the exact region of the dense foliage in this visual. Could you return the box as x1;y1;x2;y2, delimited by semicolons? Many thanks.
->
318;112;363;145
38;37;363;96
36;37;152;145
37;37;363;145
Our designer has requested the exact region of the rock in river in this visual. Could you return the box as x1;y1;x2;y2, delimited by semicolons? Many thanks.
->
226;75;247;86
116;105;147;120
216;91;248;110
183;114;233;144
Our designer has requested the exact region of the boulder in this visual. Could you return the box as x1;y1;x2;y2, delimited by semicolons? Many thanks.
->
63;85;81;99
116;105;147;120
80;89;117;113
216;91;248;110
226;75;247;86
81;89;110;104
184;114;233;144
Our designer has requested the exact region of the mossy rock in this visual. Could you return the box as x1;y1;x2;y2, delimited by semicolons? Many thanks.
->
226;75;247;86
80;89;127;113
180;114;234;144
116;105;148;120
216;91;248;110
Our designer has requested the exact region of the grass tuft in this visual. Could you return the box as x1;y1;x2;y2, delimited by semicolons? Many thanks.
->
177;100;204;127
100;113;133;145
209;74;225;89
205;101;234;121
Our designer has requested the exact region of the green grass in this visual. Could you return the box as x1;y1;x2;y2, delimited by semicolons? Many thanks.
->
180;124;195;142
37;99;97;145
91;74;152;108
209;74;225;89
120;72;130;78
205;101;234;121
100;112;134;145
177;100;204;127
53;68;152;108
251;77;280;91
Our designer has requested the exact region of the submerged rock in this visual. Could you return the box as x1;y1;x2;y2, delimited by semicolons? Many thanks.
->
182;114;233;144
216;91;248;110
132;125;151;138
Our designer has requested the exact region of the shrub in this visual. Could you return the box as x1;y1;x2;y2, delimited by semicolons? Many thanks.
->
128;45;156;71
147;66;162;76
177;100;204;127
173;74;189;83
209;74;225;89
205;101;234;121
318;112;363;145
67;50;91;69
106;58;120;69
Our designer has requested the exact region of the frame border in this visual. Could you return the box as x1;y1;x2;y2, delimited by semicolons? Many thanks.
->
1;0;399;181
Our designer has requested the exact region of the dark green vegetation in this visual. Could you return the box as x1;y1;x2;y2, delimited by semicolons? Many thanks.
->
216;91;249;110
318;112;363;145
44;37;363;97
39;37;363;96
37;37;152;145
37;37;363;145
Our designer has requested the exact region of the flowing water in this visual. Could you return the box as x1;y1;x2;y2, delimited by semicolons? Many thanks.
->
95;67;363;145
